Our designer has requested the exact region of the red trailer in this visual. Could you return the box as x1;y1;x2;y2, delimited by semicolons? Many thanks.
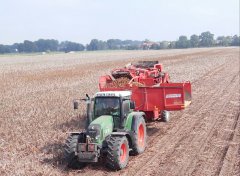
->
99;61;192;121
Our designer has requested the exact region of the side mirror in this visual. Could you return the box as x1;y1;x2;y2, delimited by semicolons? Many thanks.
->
86;94;90;100
73;101;79;110
130;101;135;109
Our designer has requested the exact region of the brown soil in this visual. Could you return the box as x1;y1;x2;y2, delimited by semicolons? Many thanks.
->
105;77;130;88
0;47;239;176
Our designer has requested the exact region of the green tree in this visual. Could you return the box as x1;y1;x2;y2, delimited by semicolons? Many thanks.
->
231;35;240;46
216;36;232;46
11;43;19;52
23;40;37;52
199;31;214;47
98;40;108;50
176;36;190;48
169;41;176;49
121;40;142;49
87;39;108;50
190;34;199;47
217;36;225;46
17;43;25;53
159;41;169;49
107;39;122;49
60;41;85;52
0;45;11;54
150;43;161;50
35;39;59;52
87;39;98;50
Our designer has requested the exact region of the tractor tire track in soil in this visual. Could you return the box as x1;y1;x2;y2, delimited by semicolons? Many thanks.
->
167;73;239;176
216;112;240;176
219;112;240;176
0;47;239;176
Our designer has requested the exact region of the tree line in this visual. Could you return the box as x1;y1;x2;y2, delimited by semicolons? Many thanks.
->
0;39;85;54
0;31;239;54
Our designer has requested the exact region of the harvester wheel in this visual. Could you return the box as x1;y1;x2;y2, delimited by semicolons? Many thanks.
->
64;134;86;169
161;110;170;122
131;116;147;155
106;136;129;170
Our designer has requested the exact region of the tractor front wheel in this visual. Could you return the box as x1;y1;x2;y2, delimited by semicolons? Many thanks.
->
131;116;147;155
106;136;129;170
64;134;86;169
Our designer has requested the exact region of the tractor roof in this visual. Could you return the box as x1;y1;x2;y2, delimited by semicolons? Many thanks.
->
95;91;131;98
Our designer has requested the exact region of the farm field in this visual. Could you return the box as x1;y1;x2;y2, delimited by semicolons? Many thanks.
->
0;47;239;176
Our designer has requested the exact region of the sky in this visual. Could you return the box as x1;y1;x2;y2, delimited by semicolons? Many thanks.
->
0;0;239;45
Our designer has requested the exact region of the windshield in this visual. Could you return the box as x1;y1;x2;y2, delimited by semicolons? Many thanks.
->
94;97;120;117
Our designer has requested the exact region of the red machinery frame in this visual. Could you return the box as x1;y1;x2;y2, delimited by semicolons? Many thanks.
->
98;62;192;121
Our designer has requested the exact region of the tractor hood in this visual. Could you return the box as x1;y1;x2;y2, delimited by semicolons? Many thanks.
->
87;115;114;144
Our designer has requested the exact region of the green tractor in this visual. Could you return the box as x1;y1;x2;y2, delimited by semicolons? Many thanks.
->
64;91;147;170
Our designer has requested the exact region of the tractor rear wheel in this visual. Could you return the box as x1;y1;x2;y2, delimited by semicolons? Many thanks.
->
131;116;147;155
64;134;86;169
106;136;129;170
161;110;170;122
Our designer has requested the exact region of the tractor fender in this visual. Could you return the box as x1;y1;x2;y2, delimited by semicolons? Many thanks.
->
110;132;133;148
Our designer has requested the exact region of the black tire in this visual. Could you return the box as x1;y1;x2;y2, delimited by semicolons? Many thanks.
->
106;136;129;170
131;116;147;155
64;134;86;169
161;110;170;122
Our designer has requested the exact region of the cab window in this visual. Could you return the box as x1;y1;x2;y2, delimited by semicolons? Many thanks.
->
94;97;120;117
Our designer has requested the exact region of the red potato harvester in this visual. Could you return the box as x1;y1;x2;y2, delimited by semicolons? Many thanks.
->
99;61;192;122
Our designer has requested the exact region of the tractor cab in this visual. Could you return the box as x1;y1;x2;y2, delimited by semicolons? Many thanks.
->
92;91;133;129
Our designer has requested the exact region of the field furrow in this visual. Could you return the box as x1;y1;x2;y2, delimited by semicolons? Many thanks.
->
0;47;239;176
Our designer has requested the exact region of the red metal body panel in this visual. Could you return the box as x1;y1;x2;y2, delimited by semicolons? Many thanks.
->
99;75;191;120
131;82;191;111
99;62;191;120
